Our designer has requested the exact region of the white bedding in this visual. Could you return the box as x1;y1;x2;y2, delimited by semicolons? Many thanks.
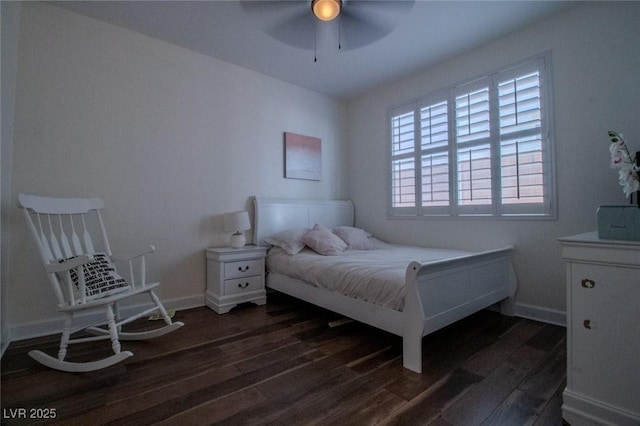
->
266;244;472;311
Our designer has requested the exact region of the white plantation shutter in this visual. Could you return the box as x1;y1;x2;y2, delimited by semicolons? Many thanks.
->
497;56;552;215
388;53;554;218
454;81;494;214
391;110;415;157
392;158;416;208
455;87;491;144
421;151;449;207
456;144;492;205
498;72;541;135
420;100;450;212
390;108;418;214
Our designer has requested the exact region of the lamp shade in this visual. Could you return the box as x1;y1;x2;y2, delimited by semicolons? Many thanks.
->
223;211;251;233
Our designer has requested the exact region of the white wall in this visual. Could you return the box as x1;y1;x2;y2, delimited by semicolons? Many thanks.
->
7;3;348;338
347;2;640;324
1;1;22;354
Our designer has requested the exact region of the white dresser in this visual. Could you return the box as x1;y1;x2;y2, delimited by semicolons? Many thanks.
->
205;245;268;314
559;232;640;425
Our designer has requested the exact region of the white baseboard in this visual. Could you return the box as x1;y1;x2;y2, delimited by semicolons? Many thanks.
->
4;297;565;350
1;332;9;357
515;302;566;327
563;388;640;426
5;294;204;344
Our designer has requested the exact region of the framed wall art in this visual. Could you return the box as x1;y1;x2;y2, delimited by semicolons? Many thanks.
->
284;132;321;181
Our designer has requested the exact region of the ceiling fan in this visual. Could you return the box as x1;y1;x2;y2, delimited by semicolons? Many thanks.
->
239;0;415;52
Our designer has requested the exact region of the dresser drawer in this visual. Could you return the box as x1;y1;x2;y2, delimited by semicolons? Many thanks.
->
224;275;262;296
224;259;262;279
568;262;640;413
570;263;635;311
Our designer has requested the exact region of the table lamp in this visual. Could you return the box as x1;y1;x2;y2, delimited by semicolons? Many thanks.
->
223;211;251;248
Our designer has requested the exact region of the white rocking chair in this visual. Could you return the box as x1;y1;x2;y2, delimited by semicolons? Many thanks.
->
18;193;184;372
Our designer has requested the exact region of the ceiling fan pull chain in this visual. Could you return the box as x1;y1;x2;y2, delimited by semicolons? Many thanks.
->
338;16;342;50
314;23;318;62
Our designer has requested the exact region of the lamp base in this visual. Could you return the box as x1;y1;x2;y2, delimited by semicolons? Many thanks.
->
229;232;246;248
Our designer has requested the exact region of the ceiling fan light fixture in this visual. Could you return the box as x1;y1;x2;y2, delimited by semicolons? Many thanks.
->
312;0;341;22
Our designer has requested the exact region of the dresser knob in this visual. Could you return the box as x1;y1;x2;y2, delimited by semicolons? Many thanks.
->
238;265;250;272
581;279;595;289
238;282;250;289
583;319;592;329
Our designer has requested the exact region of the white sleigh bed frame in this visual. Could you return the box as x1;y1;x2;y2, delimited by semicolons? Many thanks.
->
253;197;517;373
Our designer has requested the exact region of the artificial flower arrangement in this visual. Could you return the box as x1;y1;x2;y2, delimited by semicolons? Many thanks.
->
608;131;639;200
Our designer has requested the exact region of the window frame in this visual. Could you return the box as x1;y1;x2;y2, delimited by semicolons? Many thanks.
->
388;52;556;220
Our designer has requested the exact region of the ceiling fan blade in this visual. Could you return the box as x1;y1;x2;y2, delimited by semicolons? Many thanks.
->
239;0;309;20
337;1;415;50
343;0;415;15
339;9;392;50
264;10;317;50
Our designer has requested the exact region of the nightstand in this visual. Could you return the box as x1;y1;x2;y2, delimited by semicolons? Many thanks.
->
205;245;268;314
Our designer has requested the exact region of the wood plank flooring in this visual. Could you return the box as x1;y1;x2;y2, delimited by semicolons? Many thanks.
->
1;292;566;425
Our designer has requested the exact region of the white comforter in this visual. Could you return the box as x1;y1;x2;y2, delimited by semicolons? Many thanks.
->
266;244;471;311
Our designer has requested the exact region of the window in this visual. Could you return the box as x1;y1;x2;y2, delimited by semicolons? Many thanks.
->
389;53;555;218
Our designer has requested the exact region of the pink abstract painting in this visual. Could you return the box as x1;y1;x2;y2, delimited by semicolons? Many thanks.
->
284;132;322;181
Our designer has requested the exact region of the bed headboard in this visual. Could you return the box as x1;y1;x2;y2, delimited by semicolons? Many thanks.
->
253;196;354;247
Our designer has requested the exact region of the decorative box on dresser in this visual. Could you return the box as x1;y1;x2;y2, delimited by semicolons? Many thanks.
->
205;245;268;314
559;232;640;426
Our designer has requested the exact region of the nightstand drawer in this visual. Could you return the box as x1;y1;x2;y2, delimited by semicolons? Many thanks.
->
224;275;262;296
224;259;262;279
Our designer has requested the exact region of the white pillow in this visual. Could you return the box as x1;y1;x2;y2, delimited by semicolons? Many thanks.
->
60;253;130;301
332;226;379;250
264;228;309;255
302;224;347;256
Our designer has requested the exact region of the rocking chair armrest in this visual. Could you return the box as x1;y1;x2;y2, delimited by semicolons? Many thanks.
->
44;255;92;274
111;245;156;263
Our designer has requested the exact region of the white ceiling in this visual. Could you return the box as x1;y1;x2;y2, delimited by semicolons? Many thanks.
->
51;0;576;100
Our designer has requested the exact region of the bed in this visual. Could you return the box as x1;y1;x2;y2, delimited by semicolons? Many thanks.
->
253;196;517;373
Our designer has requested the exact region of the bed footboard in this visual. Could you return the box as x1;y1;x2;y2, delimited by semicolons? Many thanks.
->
402;246;517;373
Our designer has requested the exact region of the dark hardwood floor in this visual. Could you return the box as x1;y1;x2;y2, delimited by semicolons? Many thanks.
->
1;292;566;425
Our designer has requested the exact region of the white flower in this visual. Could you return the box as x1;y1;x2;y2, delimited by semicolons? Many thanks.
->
619;167;640;197
608;131;639;198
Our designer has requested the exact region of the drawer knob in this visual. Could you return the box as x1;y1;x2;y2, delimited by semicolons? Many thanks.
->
581;279;595;289
583;319;592;329
238;265;250;272
238;282;250;289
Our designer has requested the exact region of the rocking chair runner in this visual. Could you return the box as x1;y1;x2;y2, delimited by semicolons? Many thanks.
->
18;193;184;372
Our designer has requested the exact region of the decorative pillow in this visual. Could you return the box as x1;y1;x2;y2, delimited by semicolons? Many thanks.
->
302;224;347;256
264;228;309;255
333;226;378;250
59;253;130;301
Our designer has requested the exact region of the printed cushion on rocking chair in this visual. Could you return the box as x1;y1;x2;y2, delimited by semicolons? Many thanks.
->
59;253;130;302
